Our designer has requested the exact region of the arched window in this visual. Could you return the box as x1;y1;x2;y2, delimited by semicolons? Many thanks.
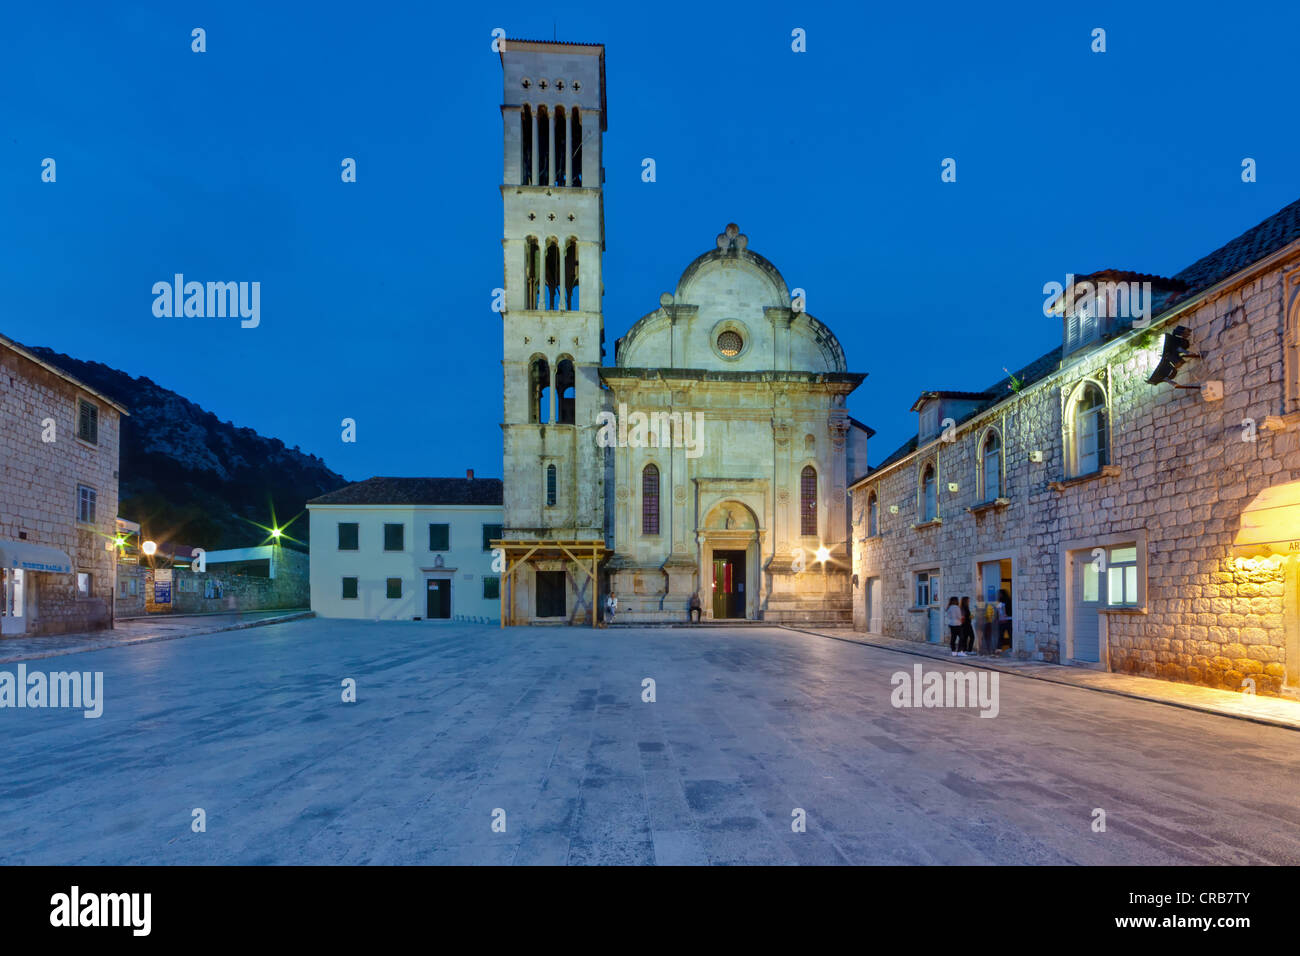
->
1069;382;1109;477
544;239;560;310
800;466;817;537
520;105;533;185
981;430;1002;501
565;238;580;311
571;108;583;186
529;357;550;424
555;358;575;424
546;464;557;506
921;463;937;521
524;236;540;310
642;464;660;534
867;492;878;537
553;106;567;187
537;105;550;188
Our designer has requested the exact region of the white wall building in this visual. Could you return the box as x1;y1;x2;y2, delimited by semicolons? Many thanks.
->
307;475;504;622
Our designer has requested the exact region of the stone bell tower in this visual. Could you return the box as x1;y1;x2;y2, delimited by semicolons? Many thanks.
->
494;40;609;624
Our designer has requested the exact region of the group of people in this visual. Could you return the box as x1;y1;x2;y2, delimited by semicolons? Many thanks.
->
603;591;704;626
604;590;1012;645
945;590;1012;656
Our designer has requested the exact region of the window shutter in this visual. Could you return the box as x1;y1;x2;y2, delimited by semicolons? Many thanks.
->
1081;309;1098;346
1065;313;1080;353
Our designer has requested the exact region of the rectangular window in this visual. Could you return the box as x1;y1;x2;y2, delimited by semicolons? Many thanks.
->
1107;545;1139;606
1082;563;1100;602
118;578;128;597
76;485;97;524
918;404;938;439
386;577;402;599
429;523;449;552
384;523;404;551
77;399;99;445
483;576;500;600
77;572;92;596
338;522;359;550
482;524;503;552
342;577;358;599
915;571;932;608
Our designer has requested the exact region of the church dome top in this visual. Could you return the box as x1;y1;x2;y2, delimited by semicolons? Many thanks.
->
614;223;849;374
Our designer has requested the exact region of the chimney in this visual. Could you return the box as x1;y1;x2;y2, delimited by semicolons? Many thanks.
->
466;468;474;480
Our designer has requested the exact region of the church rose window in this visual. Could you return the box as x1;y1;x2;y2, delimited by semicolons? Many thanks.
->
717;330;743;357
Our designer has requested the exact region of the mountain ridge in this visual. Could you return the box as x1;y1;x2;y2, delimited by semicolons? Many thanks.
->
26;343;348;550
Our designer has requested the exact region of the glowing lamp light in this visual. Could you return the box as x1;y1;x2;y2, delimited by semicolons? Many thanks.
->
270;528;283;540
814;546;831;564
141;540;157;556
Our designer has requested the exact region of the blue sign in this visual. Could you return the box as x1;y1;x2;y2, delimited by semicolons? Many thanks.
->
154;569;172;605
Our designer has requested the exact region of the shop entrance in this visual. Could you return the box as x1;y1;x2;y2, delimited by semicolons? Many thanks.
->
1;568;26;635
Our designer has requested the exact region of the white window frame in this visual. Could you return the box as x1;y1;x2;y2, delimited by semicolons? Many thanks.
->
76;484;97;524
1066;380;1109;478
914;570;933;609
979;427;1003;502
1106;545;1140;608
920;463;937;522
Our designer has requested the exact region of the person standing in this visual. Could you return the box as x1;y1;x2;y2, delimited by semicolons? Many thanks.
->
605;592;618;626
946;597;962;656
959;596;975;656
995;589;1012;653
688;591;702;624
981;598;996;655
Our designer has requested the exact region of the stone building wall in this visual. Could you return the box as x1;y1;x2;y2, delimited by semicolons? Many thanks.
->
0;344;121;636
142;548;310;615
603;373;858;623
853;244;1300;697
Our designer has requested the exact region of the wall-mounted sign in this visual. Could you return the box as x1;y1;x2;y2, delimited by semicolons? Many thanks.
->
154;568;173;604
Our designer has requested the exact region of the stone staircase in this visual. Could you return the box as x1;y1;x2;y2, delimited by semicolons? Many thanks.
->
760;595;854;626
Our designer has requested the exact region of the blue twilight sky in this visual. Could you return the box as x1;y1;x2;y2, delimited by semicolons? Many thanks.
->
3;1;1299;483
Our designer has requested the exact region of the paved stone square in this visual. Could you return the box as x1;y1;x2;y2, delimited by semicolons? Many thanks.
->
1;619;1298;865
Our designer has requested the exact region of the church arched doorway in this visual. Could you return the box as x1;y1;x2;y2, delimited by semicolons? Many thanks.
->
700;501;760;620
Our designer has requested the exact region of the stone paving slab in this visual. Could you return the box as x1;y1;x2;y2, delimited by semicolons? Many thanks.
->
3;619;1299;865
785;626;1300;732
0;610;313;664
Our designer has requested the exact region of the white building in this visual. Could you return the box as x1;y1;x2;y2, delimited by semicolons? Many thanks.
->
307;474;504;622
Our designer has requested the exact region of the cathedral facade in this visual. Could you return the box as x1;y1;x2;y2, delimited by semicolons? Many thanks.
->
494;40;870;625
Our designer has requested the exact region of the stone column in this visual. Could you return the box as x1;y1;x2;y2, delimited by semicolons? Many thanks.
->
829;412;850;554
548;107;556;188
558;240;567;311
534;240;543;310
565;108;573;188
549;362;557;425
530;105;539;187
